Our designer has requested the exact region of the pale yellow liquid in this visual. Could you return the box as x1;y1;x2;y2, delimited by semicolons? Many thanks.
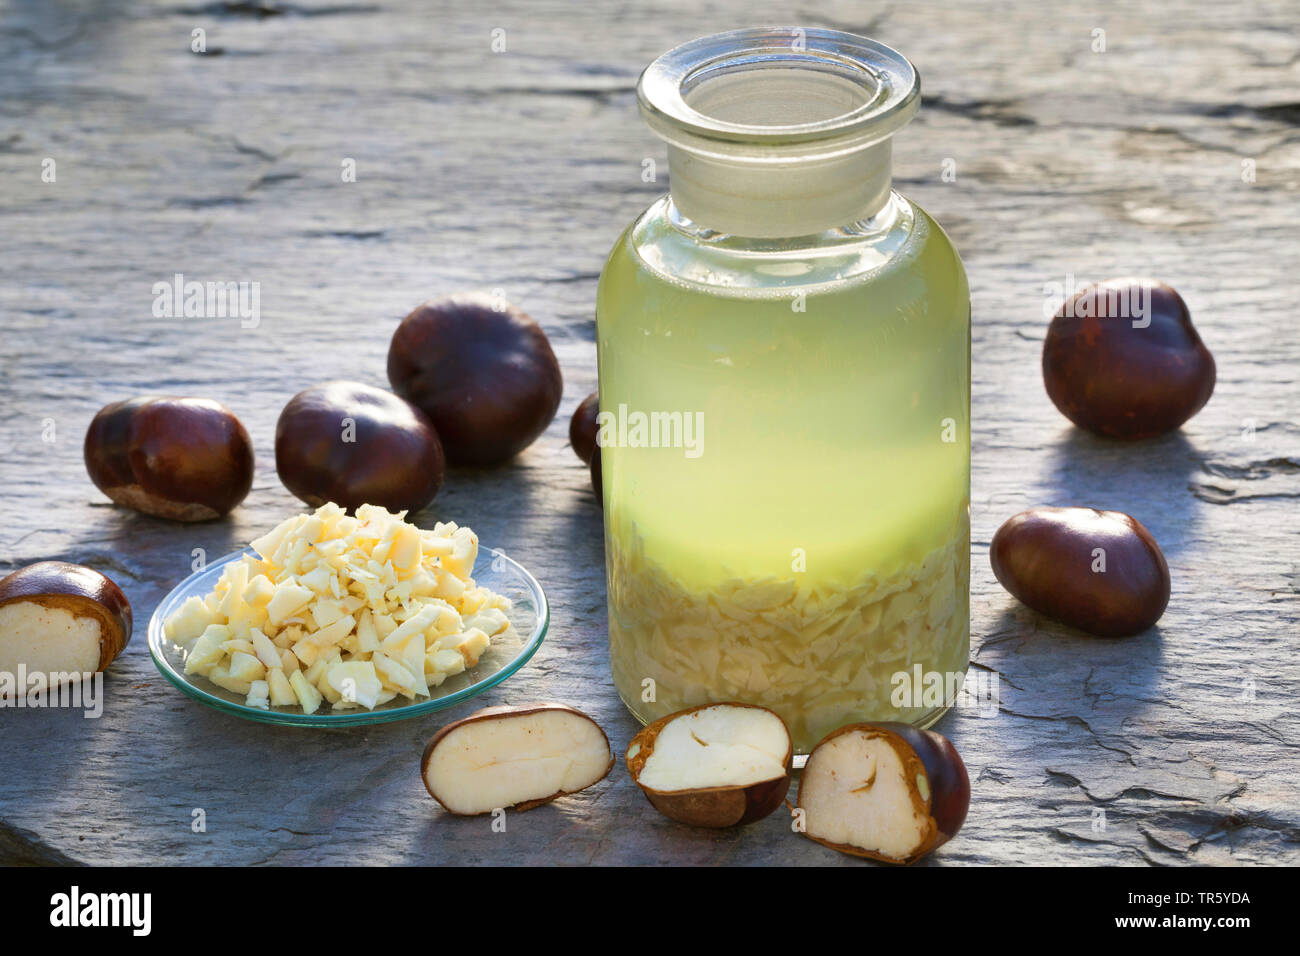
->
596;197;971;751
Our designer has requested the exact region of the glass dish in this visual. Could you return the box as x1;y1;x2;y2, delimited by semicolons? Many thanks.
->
148;545;548;727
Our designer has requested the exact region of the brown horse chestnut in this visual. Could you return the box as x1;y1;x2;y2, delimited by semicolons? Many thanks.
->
84;397;254;521
798;722;969;864
570;392;599;464
1043;278;1215;439
387;293;563;465
590;448;603;505
990;506;1170;637
275;381;444;514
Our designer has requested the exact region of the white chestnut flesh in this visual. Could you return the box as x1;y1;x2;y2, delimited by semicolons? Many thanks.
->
626;702;792;827
798;722;970;864
421;703;613;815
0;605;103;681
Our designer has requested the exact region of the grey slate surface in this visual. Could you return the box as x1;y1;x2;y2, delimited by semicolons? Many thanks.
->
0;0;1297;865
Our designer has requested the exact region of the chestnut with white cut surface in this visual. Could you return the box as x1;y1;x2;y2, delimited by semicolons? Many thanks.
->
275;381;445;514
84;397;254;521
798;722;969;864
626;702;792;827
422;703;614;815
387;293;564;465
0;562;133;695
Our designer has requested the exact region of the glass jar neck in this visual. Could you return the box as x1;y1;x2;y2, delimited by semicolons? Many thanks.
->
665;138;894;239
638;28;919;240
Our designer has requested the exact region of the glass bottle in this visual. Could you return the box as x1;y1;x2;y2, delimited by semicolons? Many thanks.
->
595;28;970;755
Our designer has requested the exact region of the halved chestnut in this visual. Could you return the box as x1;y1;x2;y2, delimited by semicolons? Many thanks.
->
84;397;254;521
421;703;614;815
626;703;792;827
798;722;969;864
0;561;133;695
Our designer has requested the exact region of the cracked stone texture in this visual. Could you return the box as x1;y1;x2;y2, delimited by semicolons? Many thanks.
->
1;0;1298;866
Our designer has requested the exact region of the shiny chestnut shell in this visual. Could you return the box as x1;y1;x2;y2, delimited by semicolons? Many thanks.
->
990;506;1170;637
570;392;599;464
1043;278;1215;439
84;397;254;521
387;293;563;466
275;381;444;514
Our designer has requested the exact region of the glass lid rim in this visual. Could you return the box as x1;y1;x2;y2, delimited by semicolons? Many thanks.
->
637;26;920;147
